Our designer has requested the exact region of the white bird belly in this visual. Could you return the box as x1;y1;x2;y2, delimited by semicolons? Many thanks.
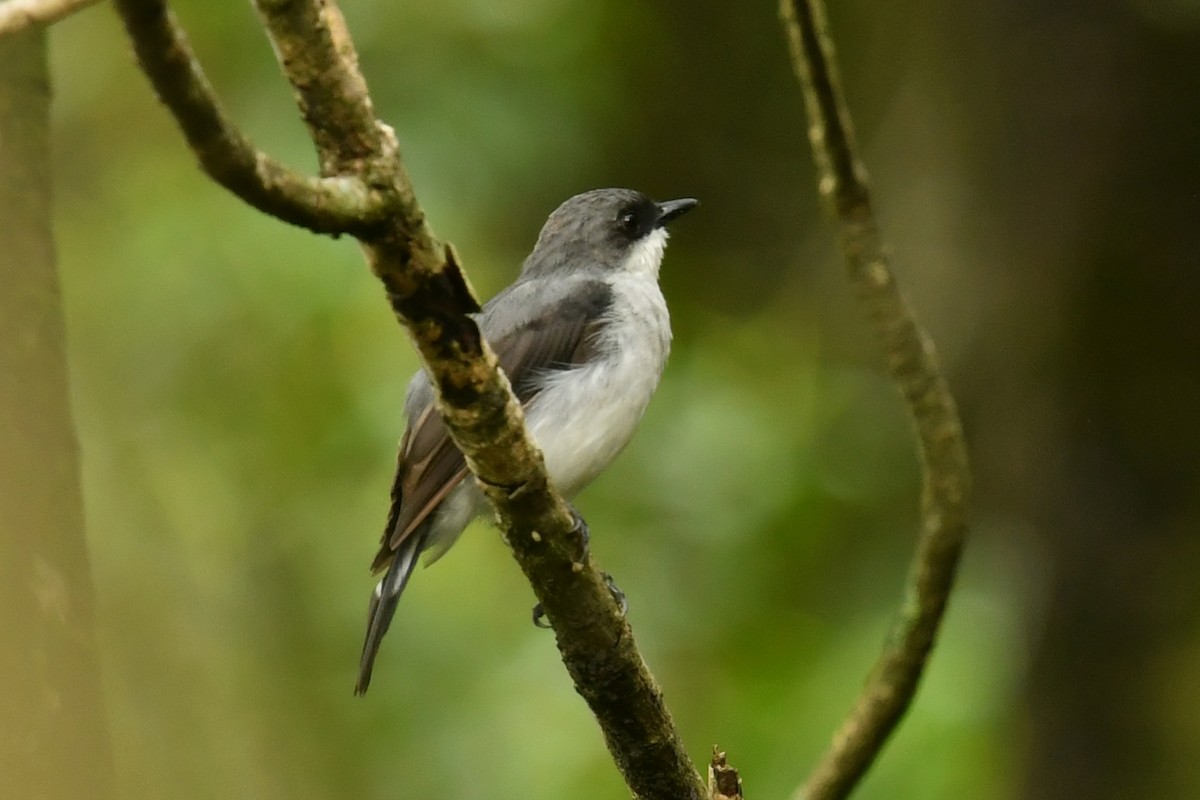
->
527;277;671;498
421;275;671;563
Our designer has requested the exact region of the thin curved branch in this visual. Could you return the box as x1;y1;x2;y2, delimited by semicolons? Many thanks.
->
0;0;102;35
118;1;704;797
112;0;386;234
779;2;972;800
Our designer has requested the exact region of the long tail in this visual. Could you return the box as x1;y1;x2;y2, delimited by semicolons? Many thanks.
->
355;533;424;695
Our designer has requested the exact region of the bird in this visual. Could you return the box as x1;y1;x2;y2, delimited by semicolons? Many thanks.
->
356;187;697;694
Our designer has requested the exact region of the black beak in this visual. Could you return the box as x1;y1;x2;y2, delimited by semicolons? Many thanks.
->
655;197;699;226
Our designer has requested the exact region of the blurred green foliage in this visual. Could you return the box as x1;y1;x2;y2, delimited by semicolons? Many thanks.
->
39;1;1200;798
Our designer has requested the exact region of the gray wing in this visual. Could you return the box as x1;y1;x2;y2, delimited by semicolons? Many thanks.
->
369;278;613;572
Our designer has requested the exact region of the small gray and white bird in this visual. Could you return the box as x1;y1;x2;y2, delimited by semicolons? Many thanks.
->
356;188;697;694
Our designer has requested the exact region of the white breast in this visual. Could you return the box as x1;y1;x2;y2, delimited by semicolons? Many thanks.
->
526;271;672;498
420;232;674;563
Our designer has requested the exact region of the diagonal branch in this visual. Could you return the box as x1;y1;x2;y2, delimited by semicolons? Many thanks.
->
116;1;705;797
0;0;102;35
113;0;386;234
250;4;705;796
779;2;972;799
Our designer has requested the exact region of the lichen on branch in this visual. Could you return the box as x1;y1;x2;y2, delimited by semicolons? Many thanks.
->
113;1;705;797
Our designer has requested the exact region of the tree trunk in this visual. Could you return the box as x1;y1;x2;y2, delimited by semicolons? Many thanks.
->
0;27;115;800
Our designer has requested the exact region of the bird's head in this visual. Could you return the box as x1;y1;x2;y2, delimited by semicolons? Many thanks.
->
521;188;698;279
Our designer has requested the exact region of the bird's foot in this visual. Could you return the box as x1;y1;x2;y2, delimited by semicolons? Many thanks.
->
568;505;590;564
529;509;605;629
531;571;627;629
602;572;628;617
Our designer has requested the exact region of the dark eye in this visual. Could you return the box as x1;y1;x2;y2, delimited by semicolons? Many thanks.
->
613;197;657;240
617;208;641;237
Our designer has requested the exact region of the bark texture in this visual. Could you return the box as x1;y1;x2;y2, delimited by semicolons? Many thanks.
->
113;1;704;797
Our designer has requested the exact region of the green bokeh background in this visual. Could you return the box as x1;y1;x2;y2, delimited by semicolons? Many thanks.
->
43;1;1200;798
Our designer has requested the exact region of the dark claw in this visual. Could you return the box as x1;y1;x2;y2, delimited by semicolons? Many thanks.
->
602;572;628;617
569;506;590;563
530;511;599;630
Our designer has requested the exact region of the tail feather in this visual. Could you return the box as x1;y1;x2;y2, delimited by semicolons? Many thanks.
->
355;533;424;695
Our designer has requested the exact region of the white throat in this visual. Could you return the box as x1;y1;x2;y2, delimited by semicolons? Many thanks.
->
623;228;669;278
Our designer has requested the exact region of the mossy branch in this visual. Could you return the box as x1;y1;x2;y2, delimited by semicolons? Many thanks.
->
779;2;972;799
113;1;704;797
